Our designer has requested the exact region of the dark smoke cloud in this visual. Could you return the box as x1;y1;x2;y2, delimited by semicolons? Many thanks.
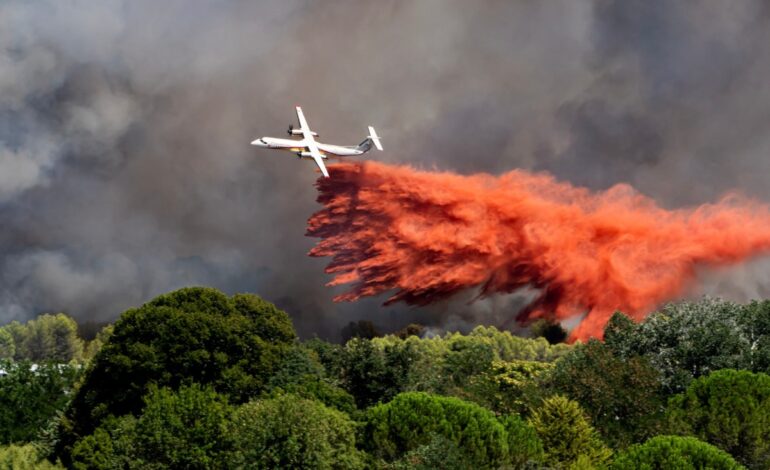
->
2;0;770;339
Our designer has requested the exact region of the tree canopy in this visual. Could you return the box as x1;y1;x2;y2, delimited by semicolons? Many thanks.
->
229;393;364;469
364;392;511;468
528;395;612;468
666;369;770;469
604;299;770;393
543;339;664;448
57;287;296;463
611;435;745;470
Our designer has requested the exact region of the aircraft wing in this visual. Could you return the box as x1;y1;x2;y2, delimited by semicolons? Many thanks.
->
295;106;315;139
295;107;329;177
310;149;329;177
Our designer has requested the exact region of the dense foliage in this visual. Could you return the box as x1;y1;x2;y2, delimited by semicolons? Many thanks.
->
0;361;81;445
666;369;770;469
0;314;85;363
2;291;770;468
229;393;364;469
610;435;744;470
364;392;513;468
57;287;296;464
543;339;664;447
604;298;770;392
0;443;64;469
528;395;612;468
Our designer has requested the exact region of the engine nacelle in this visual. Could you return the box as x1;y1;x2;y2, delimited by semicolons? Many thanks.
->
299;152;315;158
287;126;318;137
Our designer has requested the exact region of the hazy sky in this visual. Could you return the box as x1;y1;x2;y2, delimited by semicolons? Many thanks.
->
2;0;770;338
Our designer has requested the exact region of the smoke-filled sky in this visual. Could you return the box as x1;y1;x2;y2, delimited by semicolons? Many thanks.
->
3;0;770;339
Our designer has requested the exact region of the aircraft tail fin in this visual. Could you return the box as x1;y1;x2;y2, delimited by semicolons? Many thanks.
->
368;126;383;151
356;127;384;153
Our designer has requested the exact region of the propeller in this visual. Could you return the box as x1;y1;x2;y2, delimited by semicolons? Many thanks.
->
287;124;294;135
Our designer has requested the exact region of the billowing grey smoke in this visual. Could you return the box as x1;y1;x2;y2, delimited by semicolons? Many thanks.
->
2;0;770;339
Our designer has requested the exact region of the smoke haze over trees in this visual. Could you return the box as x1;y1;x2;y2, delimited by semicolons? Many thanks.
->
3;1;770;336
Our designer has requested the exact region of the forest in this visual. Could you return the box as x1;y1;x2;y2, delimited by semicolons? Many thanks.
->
0;287;769;469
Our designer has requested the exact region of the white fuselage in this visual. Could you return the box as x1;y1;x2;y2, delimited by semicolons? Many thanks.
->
252;137;365;159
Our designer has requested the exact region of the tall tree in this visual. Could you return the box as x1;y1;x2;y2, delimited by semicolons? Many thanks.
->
364;392;510;468
611;435;744;470
56;287;296;464
229;394;364;469
544;340;665;448
0;361;81;445
0;329;14;360
604;299;770;393
666;369;770;469
528;395;612;468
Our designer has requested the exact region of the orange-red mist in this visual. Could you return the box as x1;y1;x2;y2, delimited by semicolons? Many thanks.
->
307;161;770;342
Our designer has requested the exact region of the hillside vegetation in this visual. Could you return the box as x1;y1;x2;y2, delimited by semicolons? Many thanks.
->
1;288;768;469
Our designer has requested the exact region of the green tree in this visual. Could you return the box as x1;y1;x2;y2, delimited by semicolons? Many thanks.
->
266;345;356;414
3;314;85;363
0;329;14;360
364;392;509;468
604;299;770;393
0;443;64;469
499;415;545;469
528;395;611;469
56;287;296;464
304;337;346;380
544;340;664;448
228;393;364;469
370;326;571;398
72;385;233;470
666;369;770;469
383;434;475;470
70;416;137;470
0;361;81;445
133;384;234;469
3;321;29;361
470;360;552;416
611;435;745;470
341;338;414;408
82;324;113;362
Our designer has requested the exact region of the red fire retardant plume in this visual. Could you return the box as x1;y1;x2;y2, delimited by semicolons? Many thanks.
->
306;161;770;342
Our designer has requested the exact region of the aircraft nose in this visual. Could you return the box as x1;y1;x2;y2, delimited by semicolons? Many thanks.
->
251;138;268;147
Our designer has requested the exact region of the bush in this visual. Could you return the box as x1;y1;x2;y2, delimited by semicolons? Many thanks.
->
228;394;364;469
364;392;509;468
57;287;295;462
666;369;770;469
611;435;744;469
528;395;611;468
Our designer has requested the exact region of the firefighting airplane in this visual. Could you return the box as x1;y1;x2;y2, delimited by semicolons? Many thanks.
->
251;106;383;177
